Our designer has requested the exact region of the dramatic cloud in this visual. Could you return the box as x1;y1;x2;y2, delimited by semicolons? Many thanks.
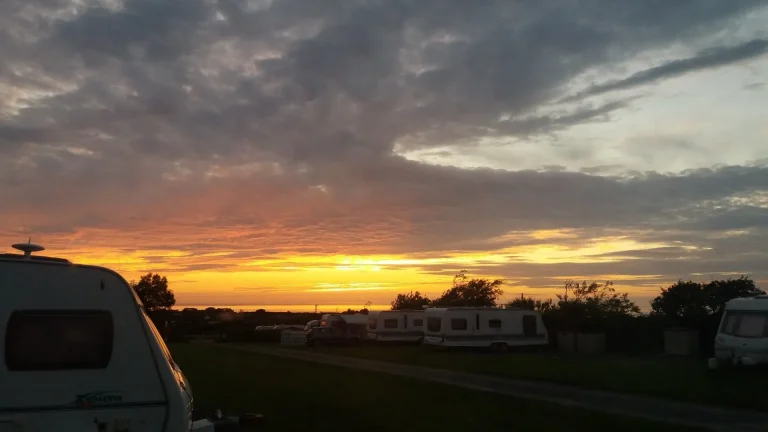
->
2;0;768;308
563;38;768;101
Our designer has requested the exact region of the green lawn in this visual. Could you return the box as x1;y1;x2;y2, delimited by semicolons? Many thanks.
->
170;344;701;432
294;344;767;412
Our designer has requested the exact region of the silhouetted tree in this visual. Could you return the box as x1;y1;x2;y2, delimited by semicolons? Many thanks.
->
705;276;763;315
651;277;763;324
390;291;431;310
559;280;640;316
546;280;640;332
650;280;708;323
507;295;555;313
431;270;504;307
131;273;176;312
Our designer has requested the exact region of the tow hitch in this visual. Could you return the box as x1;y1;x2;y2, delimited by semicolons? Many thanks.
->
191;409;264;431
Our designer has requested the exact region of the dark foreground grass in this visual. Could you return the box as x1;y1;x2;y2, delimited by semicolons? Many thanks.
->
298;344;767;412
171;344;701;432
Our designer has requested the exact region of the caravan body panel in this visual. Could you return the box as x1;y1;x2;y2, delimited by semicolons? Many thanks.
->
367;310;424;343
422;307;548;348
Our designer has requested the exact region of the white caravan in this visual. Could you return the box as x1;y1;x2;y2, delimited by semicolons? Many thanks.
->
0;243;258;431
712;295;768;367
422;307;548;351
367;310;425;343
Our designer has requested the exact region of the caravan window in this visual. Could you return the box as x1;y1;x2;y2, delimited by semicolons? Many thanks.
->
721;311;768;338
384;319;399;329
413;319;423;327
427;317;441;332
721;313;738;334
451;318;468;330
488;319;502;329
5;310;114;371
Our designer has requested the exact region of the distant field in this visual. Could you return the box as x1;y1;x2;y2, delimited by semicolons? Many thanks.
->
291;344;767;412
170;344;701;432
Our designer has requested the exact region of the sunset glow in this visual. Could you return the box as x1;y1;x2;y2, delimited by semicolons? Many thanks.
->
2;1;767;311
9;233;709;311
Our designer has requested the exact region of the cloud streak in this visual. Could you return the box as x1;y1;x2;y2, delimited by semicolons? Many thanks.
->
564;38;768;101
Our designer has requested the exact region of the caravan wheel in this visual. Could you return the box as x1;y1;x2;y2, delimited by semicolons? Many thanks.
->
490;342;508;353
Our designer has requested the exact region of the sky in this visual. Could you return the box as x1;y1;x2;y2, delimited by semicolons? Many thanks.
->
1;0;768;312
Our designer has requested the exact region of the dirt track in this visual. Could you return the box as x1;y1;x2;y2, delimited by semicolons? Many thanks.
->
221;344;768;432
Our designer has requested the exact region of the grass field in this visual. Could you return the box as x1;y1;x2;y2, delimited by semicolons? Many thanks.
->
171;344;702;432
296;344;767;412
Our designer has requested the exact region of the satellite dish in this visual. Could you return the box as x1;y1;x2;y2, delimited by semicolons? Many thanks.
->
12;241;45;258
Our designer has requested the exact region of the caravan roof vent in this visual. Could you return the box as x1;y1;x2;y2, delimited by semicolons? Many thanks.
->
12;242;45;258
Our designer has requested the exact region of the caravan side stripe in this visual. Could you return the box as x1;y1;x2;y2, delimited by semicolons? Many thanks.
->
369;330;424;336
0;400;167;414
439;334;548;342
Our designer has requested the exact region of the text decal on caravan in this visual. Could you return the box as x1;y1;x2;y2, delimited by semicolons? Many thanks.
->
72;392;124;408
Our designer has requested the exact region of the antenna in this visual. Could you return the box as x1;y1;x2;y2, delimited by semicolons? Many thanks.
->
12;240;45;259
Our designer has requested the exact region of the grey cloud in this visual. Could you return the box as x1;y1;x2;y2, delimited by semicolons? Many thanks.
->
0;126;51;149
499;100;633;137
685;207;768;231
564;38;768;101
579;165;626;175
2;0;763;162
596;247;703;260
53;0;214;63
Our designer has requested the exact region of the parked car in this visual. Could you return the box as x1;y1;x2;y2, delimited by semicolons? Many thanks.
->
305;316;368;347
304;319;321;331
306;326;362;346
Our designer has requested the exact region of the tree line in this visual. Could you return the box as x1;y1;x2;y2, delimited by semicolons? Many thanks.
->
390;270;504;310
389;271;764;326
130;269;764;330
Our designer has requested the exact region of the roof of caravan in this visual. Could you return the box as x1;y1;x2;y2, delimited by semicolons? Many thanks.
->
336;314;369;324
0;253;71;264
0;252;124;276
322;314;368;324
379;309;425;314
726;295;768;311
424;307;513;313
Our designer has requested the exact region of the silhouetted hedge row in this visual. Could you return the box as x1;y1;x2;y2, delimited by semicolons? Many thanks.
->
541;312;723;356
